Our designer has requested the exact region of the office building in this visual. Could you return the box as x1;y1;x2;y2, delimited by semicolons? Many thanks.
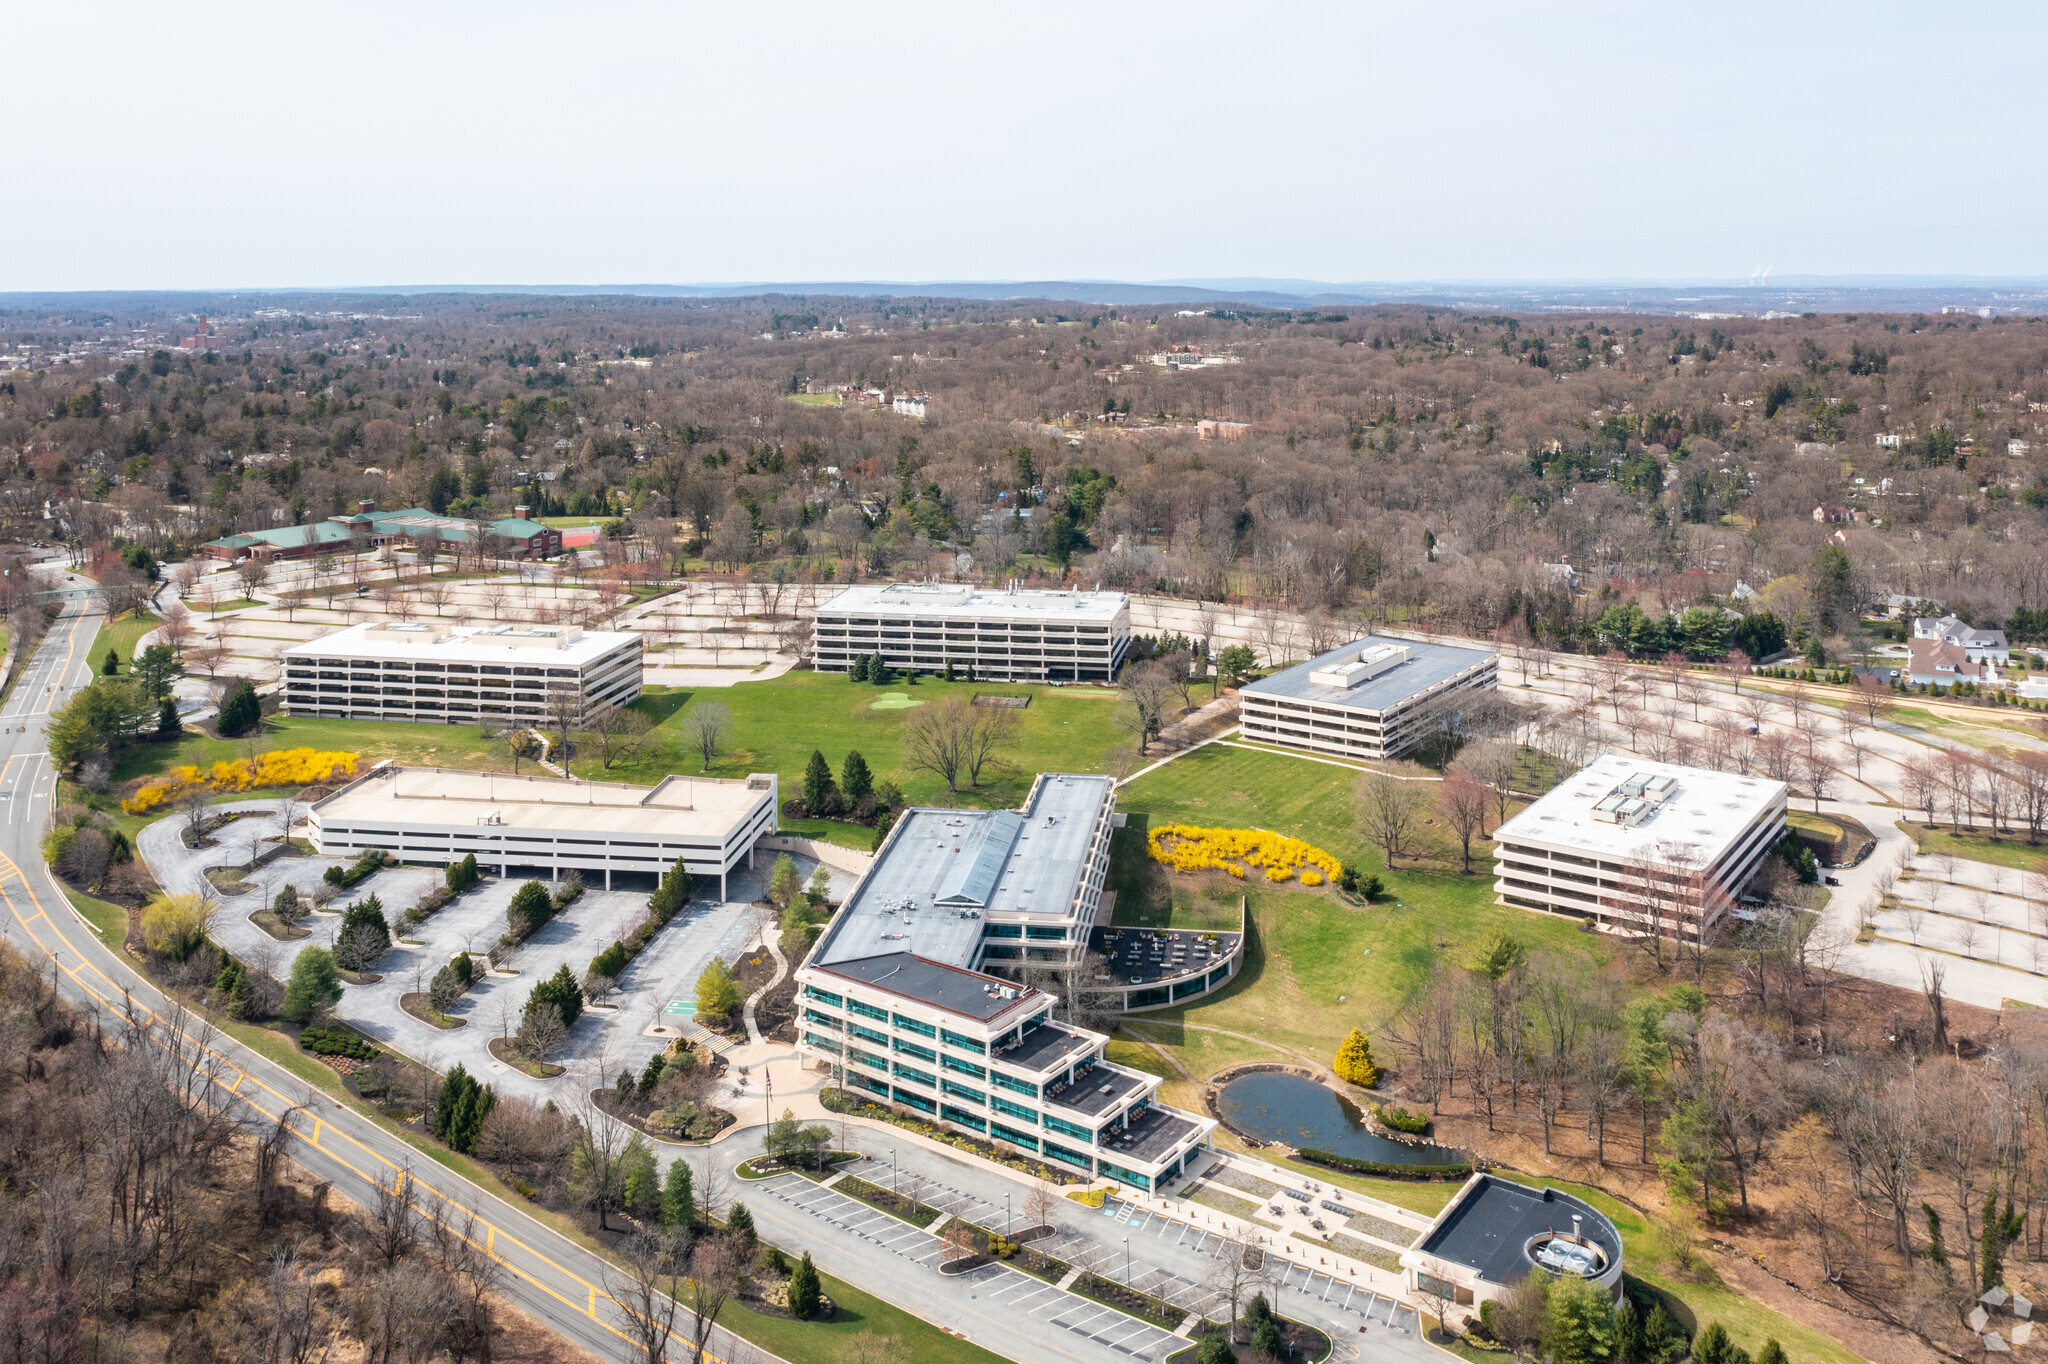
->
282;620;641;726
811;582;1131;682
309;764;777;897
794;774;1216;1189
1403;1174;1624;1311
1237;636;1499;761
1491;754;1786;942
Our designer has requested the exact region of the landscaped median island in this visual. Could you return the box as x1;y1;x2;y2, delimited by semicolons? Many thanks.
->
832;1173;947;1228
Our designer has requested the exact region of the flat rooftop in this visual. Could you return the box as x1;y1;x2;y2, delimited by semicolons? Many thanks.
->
1242;635;1495;714
284;620;638;668
812;951;1040;1024
1112;1106;1204;1165
1417;1175;1620;1286
997;1020;1097;1072
312;766;773;840
817;582;1128;624
1045;1063;1149;1120
1493;753;1785;865
810;774;1113;971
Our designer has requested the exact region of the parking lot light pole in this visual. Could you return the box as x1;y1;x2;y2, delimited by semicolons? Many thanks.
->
1124;1237;1130;1287
891;1149;897;1197
1005;1192;1011;1237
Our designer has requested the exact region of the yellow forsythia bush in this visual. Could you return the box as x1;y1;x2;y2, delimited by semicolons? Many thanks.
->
123;748;360;813
1146;824;1341;886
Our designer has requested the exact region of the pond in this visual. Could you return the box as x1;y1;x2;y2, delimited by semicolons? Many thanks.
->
1217;1071;1468;1168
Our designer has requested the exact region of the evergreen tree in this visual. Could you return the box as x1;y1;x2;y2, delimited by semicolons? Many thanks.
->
649;857;691;922
849;653;870;682
1332;1028;1378;1087
1692;1322;1733;1364
1195;1336;1231;1364
217;679;262;737
506;879;552;936
1613;1294;1644;1362
282;946;341;1022
157;697;180;734
1982;1191;2025;1290
802;749;836;811
661;1158;695;1229
840;750;873;805
527;962;584;1027
272;882;306;926
621;1134;659;1217
1543;1272;1616;1364
787;1250;821;1319
640;1052;667;1095
870;656;892;685
340;894;390;953
727;1201;756;1246
102;647;119;676
1755;1341;1788;1364
1250;1319;1283;1356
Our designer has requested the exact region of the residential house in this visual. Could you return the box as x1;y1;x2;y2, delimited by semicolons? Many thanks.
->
1911;615;2010;664
1906;637;1998;689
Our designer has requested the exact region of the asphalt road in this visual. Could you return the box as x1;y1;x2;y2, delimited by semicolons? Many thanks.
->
0;588;777;1364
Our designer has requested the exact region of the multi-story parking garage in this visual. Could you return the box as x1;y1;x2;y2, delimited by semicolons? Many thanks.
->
282;620;642;726
810;582;1131;682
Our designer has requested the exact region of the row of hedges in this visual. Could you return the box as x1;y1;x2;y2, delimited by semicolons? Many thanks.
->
584;856;695;987
323;847;388;891
1296;1146;1471;1181
298;1024;378;1060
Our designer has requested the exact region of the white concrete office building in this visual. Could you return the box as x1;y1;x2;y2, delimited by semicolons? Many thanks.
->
811;582;1131;682
309;764;778;897
1238;636;1499;761
1491;754;1787;943
283;620;642;726
794;774;1216;1190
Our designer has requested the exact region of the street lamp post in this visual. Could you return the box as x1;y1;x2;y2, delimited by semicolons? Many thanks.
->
1006;1192;1012;1237
1124;1237;1131;1287
891;1148;898;1198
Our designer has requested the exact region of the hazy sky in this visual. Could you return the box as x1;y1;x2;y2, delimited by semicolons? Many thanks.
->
7;2;2043;291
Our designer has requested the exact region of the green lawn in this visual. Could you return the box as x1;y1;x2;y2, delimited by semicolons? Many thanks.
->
1109;745;1615;1080
62;886;127;942
572;670;1124;811
1899;819;2045;874
88;609;164;676
111;714;537;787
785;392;842;407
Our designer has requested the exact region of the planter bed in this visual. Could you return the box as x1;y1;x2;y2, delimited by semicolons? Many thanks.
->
250;909;311;941
1168;1316;1330;1364
834;1174;944;1228
1070;1273;1189;1331
400;991;465;1030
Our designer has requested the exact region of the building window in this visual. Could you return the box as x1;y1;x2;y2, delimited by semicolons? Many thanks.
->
892;1014;937;1038
893;1088;936;1114
991;1072;1039;1098
1418;1273;1460;1301
892;1063;935;1087
941;1054;985;1080
1044;1114;1094;1143
940;1105;987;1132
940;1028;985;1055
1040;1140;1091;1170
991;1096;1038;1123
941;1078;985;1104
849;1023;888;1047
847;999;888;1021
892;1038;937;1063
990;1122;1039;1151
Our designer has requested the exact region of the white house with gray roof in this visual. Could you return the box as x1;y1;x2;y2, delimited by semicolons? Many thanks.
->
793;773;1216;1189
1238;636;1498;761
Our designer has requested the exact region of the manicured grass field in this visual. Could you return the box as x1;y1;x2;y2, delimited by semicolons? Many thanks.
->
87;609;163;676
1899;818;2045;874
785;392;842;407
572;670;1124;810
1109;744;1614;1079
112;714;532;787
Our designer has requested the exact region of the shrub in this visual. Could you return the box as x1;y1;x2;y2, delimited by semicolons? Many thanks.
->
1376;1103;1428;1134
694;957;741;1022
141;893;214;960
506;879;552;938
445;852;480;894
589;941;631;980
1296;1147;1472;1180
649;856;692;923
272;882;308;926
1334;1027;1379;1087
1146;824;1341;883
298;1024;378;1060
282;947;342;1022
323;847;388;890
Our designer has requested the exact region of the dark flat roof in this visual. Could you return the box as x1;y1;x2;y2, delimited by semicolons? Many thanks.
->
1241;635;1495;715
995;1020;1096;1072
1045;1065;1148;1119
816;952;1034;1023
1418;1175;1621;1287
1112;1107;1202;1165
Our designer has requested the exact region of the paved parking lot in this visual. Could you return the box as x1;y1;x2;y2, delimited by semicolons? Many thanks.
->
752;1172;1184;1361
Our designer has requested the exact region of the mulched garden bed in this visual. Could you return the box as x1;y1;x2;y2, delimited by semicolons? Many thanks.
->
1169;1317;1329;1364
400;991;465;1029
1071;1272;1188;1331
834;1174;945;1228
487;1034;564;1079
250;909;311;941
